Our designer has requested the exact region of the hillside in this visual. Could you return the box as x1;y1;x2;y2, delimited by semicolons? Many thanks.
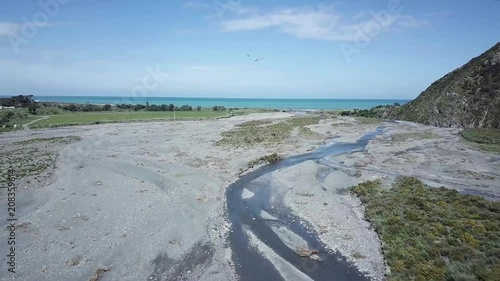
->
389;43;500;128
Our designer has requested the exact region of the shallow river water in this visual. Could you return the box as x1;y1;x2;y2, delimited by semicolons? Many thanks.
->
226;127;385;281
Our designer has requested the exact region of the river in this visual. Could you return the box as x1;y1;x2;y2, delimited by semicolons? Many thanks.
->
226;127;385;281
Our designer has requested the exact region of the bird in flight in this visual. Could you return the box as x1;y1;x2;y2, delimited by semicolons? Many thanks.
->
247;54;265;62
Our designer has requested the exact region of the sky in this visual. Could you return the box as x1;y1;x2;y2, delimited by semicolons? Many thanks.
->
0;0;499;99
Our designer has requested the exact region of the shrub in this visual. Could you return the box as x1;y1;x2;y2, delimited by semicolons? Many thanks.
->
351;177;500;281
247;153;283;168
213;106;226;111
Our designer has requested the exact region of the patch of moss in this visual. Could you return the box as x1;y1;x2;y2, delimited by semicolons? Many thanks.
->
351;177;500;281
216;116;321;147
236;119;273;127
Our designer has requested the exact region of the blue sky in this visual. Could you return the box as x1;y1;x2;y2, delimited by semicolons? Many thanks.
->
0;0;498;99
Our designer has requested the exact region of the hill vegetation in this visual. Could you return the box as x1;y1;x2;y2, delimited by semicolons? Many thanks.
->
388;42;500;128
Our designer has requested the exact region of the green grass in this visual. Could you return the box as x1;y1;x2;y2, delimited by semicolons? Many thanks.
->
1;107;272;131
28;111;231;128
351;178;500;281
461;128;500;154
35;107;67;115
216;116;322;147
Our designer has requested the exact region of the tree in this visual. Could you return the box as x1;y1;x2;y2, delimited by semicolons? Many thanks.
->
0;95;36;108
213;106;226;111
133;104;146;111
0;111;15;126
180;105;192;111
103;104;112;111
28;103;37;114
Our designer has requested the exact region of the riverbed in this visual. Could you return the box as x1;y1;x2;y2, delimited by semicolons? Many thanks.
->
0;113;498;281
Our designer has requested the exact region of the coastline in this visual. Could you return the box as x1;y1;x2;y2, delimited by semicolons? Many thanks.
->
32;96;411;110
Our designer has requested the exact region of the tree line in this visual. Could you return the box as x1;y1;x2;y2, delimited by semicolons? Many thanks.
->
59;103;200;112
340;103;401;118
59;103;229;112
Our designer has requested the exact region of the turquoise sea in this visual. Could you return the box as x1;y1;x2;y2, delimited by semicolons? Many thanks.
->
33;96;411;110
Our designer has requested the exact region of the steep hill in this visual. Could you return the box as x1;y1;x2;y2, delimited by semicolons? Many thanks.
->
389;43;500;128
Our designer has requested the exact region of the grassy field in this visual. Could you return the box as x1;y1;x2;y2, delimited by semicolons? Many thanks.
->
461;128;500;153
0;107;281;132
0;116;39;132
352;178;500;281
27;111;231;129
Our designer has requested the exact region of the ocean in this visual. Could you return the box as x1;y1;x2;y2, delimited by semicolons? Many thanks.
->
33;96;411;110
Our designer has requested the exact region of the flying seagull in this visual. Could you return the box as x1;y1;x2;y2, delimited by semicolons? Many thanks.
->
247;54;265;62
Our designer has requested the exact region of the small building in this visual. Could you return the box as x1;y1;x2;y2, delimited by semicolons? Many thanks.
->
0;106;15;109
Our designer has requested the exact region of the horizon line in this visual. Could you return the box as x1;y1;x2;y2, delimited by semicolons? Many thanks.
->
24;95;412;100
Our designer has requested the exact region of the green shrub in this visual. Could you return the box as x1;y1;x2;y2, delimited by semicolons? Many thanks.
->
247;153;283;168
351;177;500;281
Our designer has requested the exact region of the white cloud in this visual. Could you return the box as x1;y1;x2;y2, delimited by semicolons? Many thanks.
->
218;4;428;42
0;22;21;36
